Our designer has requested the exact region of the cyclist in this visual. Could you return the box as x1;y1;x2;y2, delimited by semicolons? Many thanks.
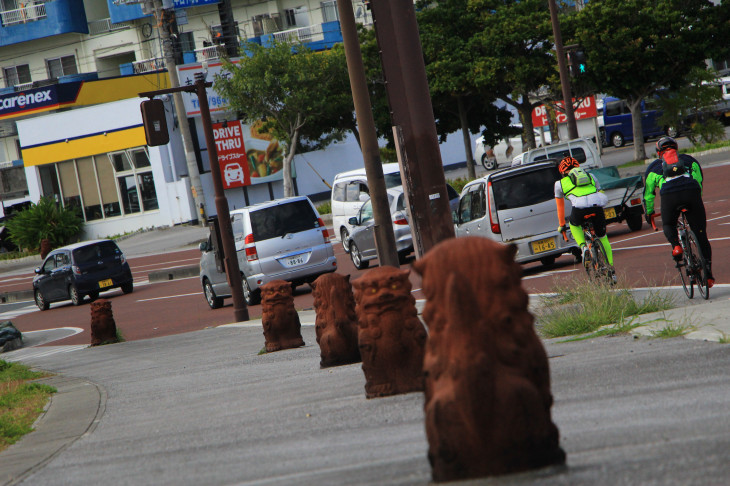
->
644;136;714;287
554;156;615;277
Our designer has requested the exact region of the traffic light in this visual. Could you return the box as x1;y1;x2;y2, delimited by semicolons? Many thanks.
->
569;50;587;77
140;99;170;147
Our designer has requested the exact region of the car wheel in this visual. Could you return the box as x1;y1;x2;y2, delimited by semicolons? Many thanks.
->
611;132;624;148
349;242;369;270
627;210;643;232
483;155;497;171
34;289;49;311
69;284;82;306
242;276;261;306
203;278;223;309
539;256;556;266
340;228;349;252
121;282;134;294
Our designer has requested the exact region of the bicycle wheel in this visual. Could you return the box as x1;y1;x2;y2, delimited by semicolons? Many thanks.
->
677;253;694;299
583;238;595;278
592;238;613;285
687;230;710;300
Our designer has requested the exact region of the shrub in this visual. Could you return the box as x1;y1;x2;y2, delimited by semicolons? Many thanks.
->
446;177;473;194
5;198;83;251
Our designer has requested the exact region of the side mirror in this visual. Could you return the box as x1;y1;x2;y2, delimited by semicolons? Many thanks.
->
348;216;358;226
34;267;42;275
199;241;210;252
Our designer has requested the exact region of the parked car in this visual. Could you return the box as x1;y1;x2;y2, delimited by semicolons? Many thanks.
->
199;196;337;308
345;186;413;269
474;126;552;171
33;239;134;310
454;160;579;266
330;163;403;251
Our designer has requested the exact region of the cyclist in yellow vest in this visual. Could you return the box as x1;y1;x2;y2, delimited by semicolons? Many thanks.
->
554;156;615;278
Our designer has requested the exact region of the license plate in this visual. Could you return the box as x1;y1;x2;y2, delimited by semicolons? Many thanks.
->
532;237;556;254
604;207;617;219
98;279;113;288
281;254;308;267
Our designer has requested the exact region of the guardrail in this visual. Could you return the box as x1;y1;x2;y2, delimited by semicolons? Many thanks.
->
0;2;47;27
88;18;133;36
272;24;324;44
132;57;166;74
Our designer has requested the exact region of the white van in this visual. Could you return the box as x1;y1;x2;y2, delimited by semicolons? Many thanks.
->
330;163;403;250
454;160;579;266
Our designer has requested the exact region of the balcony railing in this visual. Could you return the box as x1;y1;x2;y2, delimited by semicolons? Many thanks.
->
0;2;47;27
272;24;324;44
132;57;166;74
14;82;34;91
88;18;133;36
194;45;226;62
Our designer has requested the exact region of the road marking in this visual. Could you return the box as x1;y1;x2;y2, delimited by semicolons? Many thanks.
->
2;345;88;363
136;292;201;302
0;303;37;319
523;268;578;280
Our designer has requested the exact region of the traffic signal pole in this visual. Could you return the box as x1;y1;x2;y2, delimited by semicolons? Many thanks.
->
140;77;250;323
548;0;579;140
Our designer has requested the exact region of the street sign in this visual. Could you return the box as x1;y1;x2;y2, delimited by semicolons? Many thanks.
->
531;96;598;128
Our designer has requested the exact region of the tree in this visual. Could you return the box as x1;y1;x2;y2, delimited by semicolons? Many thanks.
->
470;0;557;149
214;41;354;196
5;197;82;251
417;0;517;179
570;0;724;160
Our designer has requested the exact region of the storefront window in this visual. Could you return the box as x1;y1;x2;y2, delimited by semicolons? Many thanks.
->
138;172;158;211
77;157;103;221
95;155;121;217
109;148;158;215
57;161;81;211
118;175;140;214
38;165;61;203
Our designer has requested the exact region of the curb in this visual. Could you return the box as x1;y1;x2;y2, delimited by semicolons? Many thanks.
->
148;266;200;283
0;290;34;304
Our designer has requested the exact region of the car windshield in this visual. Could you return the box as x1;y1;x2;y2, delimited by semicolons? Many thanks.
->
384;172;402;188
250;200;317;240
72;241;121;264
492;167;560;210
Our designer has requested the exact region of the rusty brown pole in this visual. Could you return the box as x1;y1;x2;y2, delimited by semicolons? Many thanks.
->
548;0;579;140
195;74;249;322
336;0;399;268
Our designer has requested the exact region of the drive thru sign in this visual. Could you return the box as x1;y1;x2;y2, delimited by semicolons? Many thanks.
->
213;121;250;188
532;96;598;128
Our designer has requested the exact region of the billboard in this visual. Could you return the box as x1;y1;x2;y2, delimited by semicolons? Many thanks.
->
213;120;284;187
532;96;598;128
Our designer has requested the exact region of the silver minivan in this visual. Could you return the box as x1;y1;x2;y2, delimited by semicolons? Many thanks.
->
199;196;337;307
454;160;579;266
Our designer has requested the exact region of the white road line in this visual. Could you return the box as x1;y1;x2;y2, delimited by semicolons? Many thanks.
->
523;268;579;280
0;303;38;319
136;292;201;302
3;345;88;363
130;259;199;270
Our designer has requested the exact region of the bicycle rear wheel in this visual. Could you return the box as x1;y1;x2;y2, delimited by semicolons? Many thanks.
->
687;230;710;300
592;238;613;285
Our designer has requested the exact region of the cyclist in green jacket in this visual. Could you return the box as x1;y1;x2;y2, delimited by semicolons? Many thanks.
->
644;136;713;287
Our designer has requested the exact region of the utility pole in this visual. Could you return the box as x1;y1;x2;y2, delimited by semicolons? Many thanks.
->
336;0;400;267
151;0;208;223
368;0;455;258
548;0;579;139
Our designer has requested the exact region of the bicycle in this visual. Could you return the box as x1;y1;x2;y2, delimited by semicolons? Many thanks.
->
561;212;616;285
651;209;710;299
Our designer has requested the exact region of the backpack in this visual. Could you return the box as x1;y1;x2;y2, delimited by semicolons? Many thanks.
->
568;167;592;187
661;149;686;178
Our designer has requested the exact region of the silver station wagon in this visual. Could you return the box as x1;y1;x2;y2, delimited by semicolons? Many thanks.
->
454;160;579;266
199;196;337;307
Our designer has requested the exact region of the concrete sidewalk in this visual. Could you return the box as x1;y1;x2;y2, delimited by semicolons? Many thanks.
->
1;293;729;485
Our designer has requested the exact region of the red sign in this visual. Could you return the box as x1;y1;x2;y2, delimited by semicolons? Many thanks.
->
213;121;250;189
532;96;598;128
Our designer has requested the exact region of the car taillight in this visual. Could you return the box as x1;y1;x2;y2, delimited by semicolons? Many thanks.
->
244;233;258;261
317;218;331;243
120;254;127;265
630;198;641;206
487;180;500;234
393;217;409;225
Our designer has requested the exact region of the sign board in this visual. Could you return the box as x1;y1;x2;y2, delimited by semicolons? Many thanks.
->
532;95;598;128
213;120;285;188
178;60;238;116
173;0;220;7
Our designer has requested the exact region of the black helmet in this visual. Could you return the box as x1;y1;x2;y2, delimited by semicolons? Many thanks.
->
656;136;678;154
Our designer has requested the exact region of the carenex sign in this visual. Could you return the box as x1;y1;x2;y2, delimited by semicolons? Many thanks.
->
0;83;81;120
532;95;598;128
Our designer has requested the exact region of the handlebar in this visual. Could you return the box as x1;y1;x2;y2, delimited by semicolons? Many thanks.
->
559;227;569;242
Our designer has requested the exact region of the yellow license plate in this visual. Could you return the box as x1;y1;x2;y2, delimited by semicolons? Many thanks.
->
98;279;113;288
532;237;557;254
604;207;617;219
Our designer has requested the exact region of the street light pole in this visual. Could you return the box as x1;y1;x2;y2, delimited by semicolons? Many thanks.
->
548;0;579;140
